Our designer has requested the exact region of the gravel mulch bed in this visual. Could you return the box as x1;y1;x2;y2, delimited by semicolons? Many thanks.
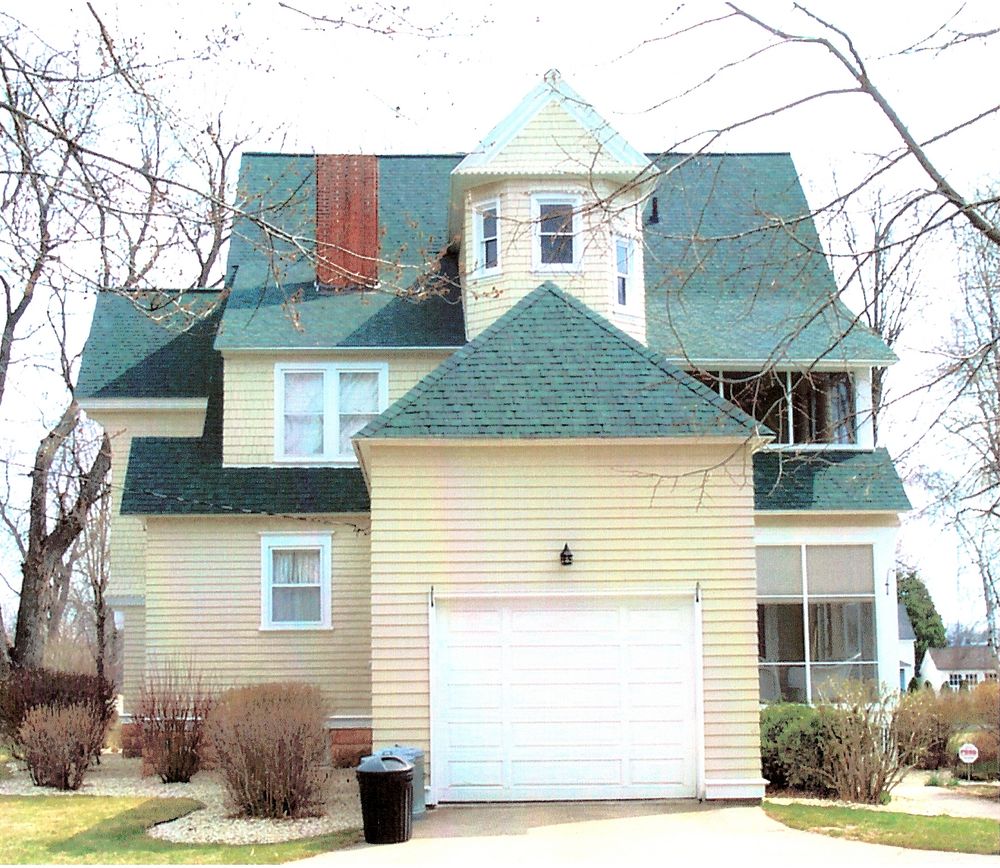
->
0;753;363;845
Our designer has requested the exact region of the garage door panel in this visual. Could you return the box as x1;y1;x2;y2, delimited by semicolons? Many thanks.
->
447;760;504;787
510;608;619;633
510;644;619;670
434;596;698;801
447;722;504;747
511;720;623;747
510;683;621;709
629;758;687;785
511;758;623;787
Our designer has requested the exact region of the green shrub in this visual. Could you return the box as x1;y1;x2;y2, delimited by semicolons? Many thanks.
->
760;703;833;794
0;668;115;759
134;664;215;783
207;683;328;819
17;702;106;790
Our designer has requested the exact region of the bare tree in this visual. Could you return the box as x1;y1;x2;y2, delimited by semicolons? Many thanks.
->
0;9;245;671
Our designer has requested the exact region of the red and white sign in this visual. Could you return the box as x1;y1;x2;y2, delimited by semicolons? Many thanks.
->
958;743;980;764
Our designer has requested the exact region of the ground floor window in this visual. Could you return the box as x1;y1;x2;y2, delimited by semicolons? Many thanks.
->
757;544;876;703
948;672;981;690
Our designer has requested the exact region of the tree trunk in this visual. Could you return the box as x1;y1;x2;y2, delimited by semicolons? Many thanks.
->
11;402;112;670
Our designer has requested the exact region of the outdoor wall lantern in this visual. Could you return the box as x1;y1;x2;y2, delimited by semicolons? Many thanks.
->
560;544;573;566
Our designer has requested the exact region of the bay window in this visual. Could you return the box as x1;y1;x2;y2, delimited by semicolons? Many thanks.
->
473;199;500;274
532;194;581;270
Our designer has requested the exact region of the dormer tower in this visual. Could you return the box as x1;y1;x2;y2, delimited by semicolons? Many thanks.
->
451;70;656;343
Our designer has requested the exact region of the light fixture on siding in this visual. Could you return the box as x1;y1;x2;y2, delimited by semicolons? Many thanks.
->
560;544;573;566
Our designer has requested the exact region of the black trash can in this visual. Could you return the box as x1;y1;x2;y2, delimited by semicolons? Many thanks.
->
356;754;414;845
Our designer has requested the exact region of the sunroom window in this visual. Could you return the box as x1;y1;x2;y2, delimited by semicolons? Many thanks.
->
757;544;876;703
692;370;857;446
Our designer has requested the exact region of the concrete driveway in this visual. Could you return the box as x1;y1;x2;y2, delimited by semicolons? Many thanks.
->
297;800;997;867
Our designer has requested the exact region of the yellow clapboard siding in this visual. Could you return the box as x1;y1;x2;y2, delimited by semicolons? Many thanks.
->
461;173;646;342
141;515;372;718
366;441;761;782
84;407;206;599
221;350;451;465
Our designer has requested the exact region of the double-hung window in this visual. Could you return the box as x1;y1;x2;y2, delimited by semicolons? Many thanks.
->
757;544;877;703
275;362;388;462
532;194;581;270
261;533;331;629
613;236;635;308
473;200;500;274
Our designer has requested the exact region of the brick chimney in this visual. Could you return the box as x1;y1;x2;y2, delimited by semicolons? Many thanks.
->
315;155;379;288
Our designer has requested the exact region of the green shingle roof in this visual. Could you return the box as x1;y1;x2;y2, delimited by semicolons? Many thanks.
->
360;282;765;440
644;154;896;367
215;154;465;350
753;448;910;511
76;291;222;400
120;363;369;516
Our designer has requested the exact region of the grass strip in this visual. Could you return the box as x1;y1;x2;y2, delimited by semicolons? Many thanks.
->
763;800;1000;856
0;795;360;864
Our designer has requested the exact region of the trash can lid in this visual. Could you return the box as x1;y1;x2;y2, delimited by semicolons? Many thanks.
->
357;754;413;773
377;745;424;762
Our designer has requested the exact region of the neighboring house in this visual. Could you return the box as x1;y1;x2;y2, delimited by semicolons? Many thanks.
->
76;70;909;803
920;646;1000;691
898;604;917;691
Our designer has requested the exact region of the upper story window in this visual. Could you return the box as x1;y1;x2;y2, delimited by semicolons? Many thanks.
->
613;236;634;308
532;194;581;271
473;199;500;274
692;369;857;446
275;362;388;463
260;533;331;630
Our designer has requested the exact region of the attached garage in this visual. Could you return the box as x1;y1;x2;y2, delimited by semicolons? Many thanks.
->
430;594;701;802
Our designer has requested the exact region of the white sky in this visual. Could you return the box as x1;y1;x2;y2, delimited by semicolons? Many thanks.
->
2;0;998;629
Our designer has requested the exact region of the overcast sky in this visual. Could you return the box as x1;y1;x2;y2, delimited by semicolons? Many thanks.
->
2;0;998;629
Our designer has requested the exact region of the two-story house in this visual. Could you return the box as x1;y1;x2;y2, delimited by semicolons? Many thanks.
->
77;71;909;803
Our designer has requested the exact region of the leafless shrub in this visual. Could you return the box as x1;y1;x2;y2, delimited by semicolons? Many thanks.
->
17;702;105;790
207;683;328;819
809;682;932;804
134;663;215;783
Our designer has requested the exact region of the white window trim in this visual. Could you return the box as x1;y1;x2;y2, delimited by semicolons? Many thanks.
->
472;198;501;277
702;368;868;449
531;193;583;273
260;533;332;630
274;361;388;464
612;235;637;311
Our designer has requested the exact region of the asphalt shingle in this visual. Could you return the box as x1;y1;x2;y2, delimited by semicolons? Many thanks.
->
753;448;910;511
360;282;765;440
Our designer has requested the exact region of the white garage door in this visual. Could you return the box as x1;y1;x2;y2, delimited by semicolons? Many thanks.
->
432;595;698;801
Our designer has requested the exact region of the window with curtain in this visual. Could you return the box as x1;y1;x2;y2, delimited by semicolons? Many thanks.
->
276;363;386;462
757;544;876;703
261;534;331;629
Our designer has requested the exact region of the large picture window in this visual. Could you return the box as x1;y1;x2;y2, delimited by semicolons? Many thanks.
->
275;362;387;462
260;534;331;629
757;544;876;703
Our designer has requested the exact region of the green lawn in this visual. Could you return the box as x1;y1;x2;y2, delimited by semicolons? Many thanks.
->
763;800;1000;856
0;795;360;864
